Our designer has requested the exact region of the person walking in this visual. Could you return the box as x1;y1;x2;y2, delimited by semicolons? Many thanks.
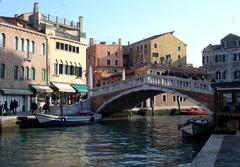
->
31;101;38;115
3;101;8;116
10;100;14;115
13;99;18;114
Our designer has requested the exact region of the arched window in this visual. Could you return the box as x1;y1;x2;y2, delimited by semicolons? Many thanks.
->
59;60;63;74
0;64;5;79
26;67;30;80
162;94;167;102
70;62;74;75
0;33;6;48
21;38;24;51
14;36;18;50
222;70;227;80
173;95;176;102
41;69;46;81
31;41;35;53
234;69;240;79
31;67;35;80
54;60;58;75
215;71;221;80
20;66;24;80
41;43;46;55
14;65;18;80
65;61;69;75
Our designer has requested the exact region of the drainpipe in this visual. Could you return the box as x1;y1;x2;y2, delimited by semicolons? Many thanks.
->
88;66;93;96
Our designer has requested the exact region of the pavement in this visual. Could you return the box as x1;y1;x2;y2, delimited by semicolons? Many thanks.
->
191;132;240;167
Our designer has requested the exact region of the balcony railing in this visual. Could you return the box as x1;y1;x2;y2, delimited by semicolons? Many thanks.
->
55;31;86;42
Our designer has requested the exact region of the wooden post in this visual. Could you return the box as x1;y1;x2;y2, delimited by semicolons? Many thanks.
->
59;92;63;117
177;96;181;114
151;97;155;117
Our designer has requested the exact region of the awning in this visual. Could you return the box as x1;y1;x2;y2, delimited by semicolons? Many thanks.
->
71;84;88;93
31;85;53;93
1;88;33;95
51;82;76;93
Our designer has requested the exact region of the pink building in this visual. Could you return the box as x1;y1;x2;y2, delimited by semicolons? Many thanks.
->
87;38;124;87
0;17;48;112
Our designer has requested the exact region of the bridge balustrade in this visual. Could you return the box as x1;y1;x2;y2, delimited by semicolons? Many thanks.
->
92;74;213;96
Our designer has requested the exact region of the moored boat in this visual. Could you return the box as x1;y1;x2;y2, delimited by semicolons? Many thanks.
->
179;118;213;137
180;107;209;115
36;112;102;127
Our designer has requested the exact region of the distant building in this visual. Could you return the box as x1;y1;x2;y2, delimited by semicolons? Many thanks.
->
18;3;87;103
202;33;240;82
87;38;123;87
124;31;187;68
0;16;47;112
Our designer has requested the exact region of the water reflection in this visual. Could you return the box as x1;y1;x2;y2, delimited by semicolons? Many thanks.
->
0;116;208;167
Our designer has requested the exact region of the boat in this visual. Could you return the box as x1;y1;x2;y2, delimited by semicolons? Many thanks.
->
179;118;213;137
180;107;209;115
35;112;102;127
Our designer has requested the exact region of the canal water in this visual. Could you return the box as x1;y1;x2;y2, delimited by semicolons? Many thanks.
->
0;116;208;167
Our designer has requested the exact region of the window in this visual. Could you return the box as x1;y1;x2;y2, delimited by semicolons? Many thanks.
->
107;51;110;56
107;59;111;66
41;43;46;55
216;71;221;80
222;70;227;80
14;65;18;80
69;45;72;52
140;45;143;50
73;46;76;53
178;46;181;51
56;42;60;49
31;41;35;53
0;64;5;79
145;45;147;49
234;53;238;61
41;69;46;81
152;53;159;57
31;67;35;80
115;60;118;66
25;67;30;80
173;95;176;102
154;43;157;48
60;43;64;50
70;65;74;75
222;54;228;62
115;52;118;56
26;39;30;55
222;41;227;48
76;47;79;53
178;55;181;59
215;55;219;62
78;66;82;77
234;69;240;79
162;94;167;102
59;63;63;74
234;40;239;47
14;37;18;50
54;63;58;75
21;38;24;51
0;33;6;48
65;64;69;75
20;66;24;80
65;44;68;51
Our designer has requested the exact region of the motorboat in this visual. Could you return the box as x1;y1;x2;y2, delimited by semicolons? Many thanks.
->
35;112;102;127
179;118;213;137
180;107;209;115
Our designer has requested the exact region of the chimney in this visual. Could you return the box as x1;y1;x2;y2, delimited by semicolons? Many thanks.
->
89;38;94;46
79;16;83;33
14;14;18;18
128;42;130;45
118;38;122;45
33;2;39;14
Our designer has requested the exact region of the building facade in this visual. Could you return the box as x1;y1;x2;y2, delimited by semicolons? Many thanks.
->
87;38;123;87
18;3;87;104
124;31;187;68
0;16;47;112
202;33;240;82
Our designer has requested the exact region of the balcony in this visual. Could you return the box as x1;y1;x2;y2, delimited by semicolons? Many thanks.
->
55;31;85;42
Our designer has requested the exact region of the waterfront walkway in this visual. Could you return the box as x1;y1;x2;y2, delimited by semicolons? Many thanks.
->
191;132;240;167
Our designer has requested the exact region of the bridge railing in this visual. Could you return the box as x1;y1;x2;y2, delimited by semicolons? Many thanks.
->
92;74;213;96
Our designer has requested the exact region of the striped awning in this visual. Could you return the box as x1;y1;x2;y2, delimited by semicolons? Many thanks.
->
31;85;53;93
51;82;76;93
1;88;33;95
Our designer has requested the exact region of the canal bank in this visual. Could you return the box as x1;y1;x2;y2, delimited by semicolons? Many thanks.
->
190;132;240;167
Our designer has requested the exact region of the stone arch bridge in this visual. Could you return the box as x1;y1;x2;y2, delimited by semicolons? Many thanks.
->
91;74;214;116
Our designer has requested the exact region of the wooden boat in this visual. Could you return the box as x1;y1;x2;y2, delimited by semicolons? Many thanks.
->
179;118;213;137
180;107;209;115
36;112;102;127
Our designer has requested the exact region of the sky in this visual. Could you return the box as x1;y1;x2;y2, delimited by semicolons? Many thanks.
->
0;0;240;67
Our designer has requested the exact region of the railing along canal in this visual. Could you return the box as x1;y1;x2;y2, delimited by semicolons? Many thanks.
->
92;74;213;96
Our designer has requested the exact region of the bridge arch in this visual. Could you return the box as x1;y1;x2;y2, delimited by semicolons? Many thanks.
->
95;84;214;115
